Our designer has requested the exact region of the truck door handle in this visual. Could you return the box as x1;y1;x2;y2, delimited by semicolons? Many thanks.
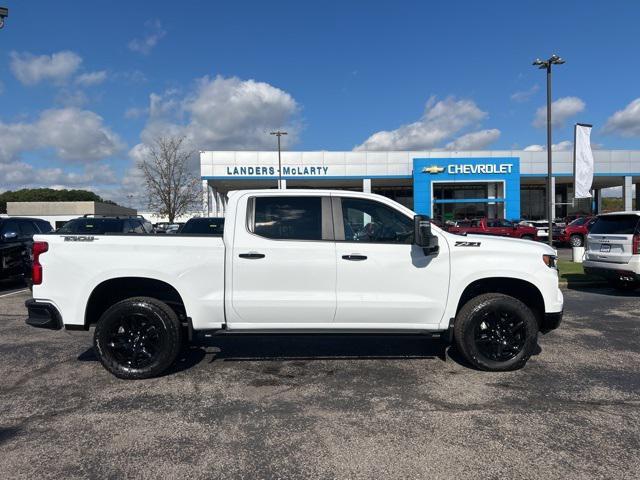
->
239;252;265;259
342;254;367;261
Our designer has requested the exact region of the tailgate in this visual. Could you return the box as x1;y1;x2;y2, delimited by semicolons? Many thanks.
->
586;234;634;264
586;214;639;264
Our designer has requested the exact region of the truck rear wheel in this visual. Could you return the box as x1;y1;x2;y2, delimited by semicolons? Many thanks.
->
454;293;538;371
94;297;182;380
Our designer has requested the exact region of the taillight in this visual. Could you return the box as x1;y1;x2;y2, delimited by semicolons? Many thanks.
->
32;241;48;285
633;234;640;255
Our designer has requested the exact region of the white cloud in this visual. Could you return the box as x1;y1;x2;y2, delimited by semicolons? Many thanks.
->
10;50;82;85
523;141;572;152
0;162;118;190
354;96;492;151
603;98;640;137
135;75;300;153
0;107;124;163
533;96;585;129
75;70;107;87
523;144;544;152
128;19;166;55
511;84;539;103
445;129;501;150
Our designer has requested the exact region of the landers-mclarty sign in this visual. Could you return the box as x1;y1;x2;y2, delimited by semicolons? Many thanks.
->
423;163;514;175
226;165;330;176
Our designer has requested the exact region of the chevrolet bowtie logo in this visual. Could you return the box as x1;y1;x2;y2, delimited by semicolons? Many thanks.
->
422;165;445;174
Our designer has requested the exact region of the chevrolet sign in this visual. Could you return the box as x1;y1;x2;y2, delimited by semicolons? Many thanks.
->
422;165;445;174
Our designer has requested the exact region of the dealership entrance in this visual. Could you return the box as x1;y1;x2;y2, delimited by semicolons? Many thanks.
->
432;181;505;222
413;157;520;221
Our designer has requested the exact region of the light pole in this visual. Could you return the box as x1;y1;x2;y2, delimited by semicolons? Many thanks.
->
533;54;565;246
270;130;287;189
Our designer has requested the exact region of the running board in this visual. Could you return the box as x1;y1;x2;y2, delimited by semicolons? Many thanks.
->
194;328;447;339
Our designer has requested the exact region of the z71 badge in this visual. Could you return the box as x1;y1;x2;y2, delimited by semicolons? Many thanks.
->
455;241;481;247
63;236;98;242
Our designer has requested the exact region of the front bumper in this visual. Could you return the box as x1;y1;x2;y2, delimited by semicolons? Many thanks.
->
540;311;563;333
25;299;62;330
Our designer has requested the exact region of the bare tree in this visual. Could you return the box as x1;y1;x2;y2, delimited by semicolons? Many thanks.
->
138;136;201;223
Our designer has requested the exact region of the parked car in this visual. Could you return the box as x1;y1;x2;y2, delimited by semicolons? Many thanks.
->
0;217;52;282
519;220;562;240
57;215;153;235
557;216;596;247
164;223;184;234
583;212;640;290
154;222;172;234
448;218;538;240
26;190;563;379
180;217;225;235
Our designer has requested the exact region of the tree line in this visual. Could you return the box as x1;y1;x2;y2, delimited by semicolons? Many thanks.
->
0;188;116;214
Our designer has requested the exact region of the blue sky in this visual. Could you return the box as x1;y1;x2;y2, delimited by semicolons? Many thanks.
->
1;0;639;202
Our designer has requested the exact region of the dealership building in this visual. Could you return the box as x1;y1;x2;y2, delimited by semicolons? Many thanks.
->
200;150;640;221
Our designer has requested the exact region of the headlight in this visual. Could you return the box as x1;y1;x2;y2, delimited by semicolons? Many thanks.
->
542;254;557;269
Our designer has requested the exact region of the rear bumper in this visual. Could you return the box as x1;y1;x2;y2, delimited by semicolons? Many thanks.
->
25;299;62;330
540;311;563;333
583;266;640;283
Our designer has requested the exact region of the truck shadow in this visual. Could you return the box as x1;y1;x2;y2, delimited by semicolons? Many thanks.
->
78;335;462;375
566;285;640;296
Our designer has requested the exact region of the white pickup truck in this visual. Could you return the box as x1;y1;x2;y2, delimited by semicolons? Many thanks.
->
26;190;563;379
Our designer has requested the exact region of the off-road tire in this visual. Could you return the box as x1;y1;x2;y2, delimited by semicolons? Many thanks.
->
94;296;182;380
454;293;539;371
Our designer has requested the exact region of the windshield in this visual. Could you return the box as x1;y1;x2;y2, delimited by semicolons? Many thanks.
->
569;217;588;226
181;218;225;235
590;215;640;235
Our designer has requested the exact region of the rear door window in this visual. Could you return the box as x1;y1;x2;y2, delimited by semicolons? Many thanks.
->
35;220;53;233
590;215;640;235
18;220;38;237
251;196;323;241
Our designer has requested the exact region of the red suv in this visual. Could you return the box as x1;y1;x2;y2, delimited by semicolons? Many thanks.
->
447;218;538;240
558;216;596;247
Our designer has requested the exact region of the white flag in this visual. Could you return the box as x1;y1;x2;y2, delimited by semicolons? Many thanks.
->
574;124;594;199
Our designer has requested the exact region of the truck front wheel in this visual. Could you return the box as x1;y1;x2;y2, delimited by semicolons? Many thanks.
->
454;293;538;371
94;297;182;380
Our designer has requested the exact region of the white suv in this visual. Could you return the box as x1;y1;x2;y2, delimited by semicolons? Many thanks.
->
584;212;640;290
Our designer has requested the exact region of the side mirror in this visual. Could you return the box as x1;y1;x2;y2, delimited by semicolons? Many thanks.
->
2;231;18;241
414;215;439;255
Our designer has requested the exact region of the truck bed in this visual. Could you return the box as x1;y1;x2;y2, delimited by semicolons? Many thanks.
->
32;234;225;330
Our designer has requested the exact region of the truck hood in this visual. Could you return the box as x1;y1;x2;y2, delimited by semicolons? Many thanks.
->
446;232;557;256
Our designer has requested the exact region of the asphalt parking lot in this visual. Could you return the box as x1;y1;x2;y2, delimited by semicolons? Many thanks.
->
1;282;639;479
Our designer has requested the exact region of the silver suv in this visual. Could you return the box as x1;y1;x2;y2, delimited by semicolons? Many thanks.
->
584;212;640;291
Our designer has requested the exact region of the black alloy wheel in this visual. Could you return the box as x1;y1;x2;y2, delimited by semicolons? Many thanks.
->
473;308;526;362
94;297;182;379
454;293;538;371
106;313;167;369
